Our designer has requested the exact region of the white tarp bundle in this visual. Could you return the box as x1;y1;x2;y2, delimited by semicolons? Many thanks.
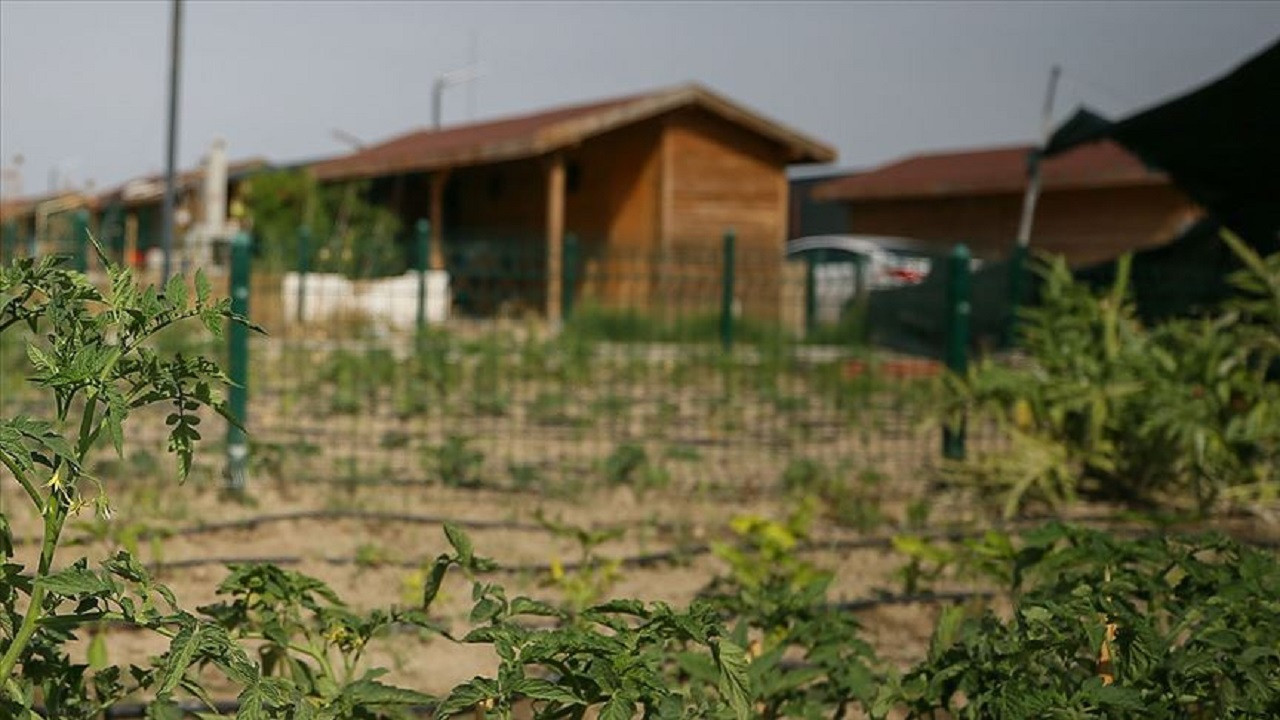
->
281;271;450;329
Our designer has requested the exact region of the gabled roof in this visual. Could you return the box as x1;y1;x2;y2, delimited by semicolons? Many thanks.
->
812;140;1166;202
0;191;98;222
311;83;836;181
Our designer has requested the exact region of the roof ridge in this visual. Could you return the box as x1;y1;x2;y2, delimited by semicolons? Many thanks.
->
359;84;686;151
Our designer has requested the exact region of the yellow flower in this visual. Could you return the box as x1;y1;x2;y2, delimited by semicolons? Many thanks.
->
1013;398;1035;430
45;465;65;491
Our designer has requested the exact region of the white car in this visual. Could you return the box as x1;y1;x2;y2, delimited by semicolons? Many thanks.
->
785;235;937;325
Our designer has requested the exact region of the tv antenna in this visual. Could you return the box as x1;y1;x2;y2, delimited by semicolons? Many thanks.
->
432;63;484;130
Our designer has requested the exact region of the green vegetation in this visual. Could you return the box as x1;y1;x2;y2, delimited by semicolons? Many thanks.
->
885;524;1280;719
563;304;793;345
947;233;1280;517
3;238;1278;719
240;169;404;278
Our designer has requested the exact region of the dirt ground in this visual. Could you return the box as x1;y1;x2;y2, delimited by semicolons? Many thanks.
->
3;456;973;697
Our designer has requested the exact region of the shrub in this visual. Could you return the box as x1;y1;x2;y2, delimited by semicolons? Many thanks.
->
948;235;1280;516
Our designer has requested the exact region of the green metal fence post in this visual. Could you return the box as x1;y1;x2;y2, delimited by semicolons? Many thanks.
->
1004;243;1029;347
852;253;870;343
562;232;579;321
804;251;818;337
72;209;89;273
721;229;736;351
296;225;311;325
226;231;251;492
943;243;972;460
415;219;430;334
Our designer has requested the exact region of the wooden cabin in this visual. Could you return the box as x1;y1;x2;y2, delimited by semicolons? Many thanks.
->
812;142;1200;267
310;84;835;320
0;191;100;264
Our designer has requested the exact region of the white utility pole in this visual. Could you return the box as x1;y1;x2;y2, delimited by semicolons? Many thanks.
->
1014;65;1062;249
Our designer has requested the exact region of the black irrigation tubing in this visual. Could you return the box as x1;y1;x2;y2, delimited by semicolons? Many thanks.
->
220;506;1280;550
10;509;551;548
133;520;1280;578
11;479;1182;549
833;589;996;612
17;506;1274;563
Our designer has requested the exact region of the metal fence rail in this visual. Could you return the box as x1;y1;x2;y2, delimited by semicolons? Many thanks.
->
0;224;1022;500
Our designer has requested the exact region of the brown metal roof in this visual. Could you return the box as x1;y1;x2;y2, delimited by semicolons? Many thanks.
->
311;83;836;181
812;140;1167;202
0;191;98;222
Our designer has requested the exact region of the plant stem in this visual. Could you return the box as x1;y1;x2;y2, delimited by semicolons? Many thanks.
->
0;454;42;510
0;494;65;680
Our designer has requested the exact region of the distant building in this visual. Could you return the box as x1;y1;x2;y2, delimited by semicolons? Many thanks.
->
0;190;99;262
787;168;856;239
1;151;267;272
812;141;1200;266
93;154;268;270
310;83;835;319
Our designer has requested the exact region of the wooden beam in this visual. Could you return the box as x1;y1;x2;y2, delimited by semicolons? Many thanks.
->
125;213;138;268
657;118;675;317
545;153;566;320
429;170;450;270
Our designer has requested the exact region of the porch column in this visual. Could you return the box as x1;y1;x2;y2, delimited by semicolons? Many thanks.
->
545;153;566;320
125;213;139;268
429;170;449;270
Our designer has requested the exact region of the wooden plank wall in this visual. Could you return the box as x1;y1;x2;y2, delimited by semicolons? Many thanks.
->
661;107;790;321
563;121;662;310
849;184;1198;266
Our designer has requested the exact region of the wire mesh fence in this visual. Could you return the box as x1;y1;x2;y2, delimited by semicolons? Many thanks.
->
239;231;980;498
0;225;1029;500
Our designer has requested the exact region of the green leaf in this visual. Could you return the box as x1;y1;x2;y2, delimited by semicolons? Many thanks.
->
929;605;968;659
469;597;503;624
195;269;211;306
713;640;751;720
37;566;113;596
599;696;636;720
422;555;450;609
156;622;205;695
87;627;109;669
510;678;582;705
509;596;561;617
164;274;189;311
339;678;433;707
436;678;498;717
0;514;12;558
443;523;473;565
588;598;648;617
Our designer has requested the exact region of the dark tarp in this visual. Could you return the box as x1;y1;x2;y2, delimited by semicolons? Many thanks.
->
860;215;1246;359
1045;39;1280;254
1074;216;1239;322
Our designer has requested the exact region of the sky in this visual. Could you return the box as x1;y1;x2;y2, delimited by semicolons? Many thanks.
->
1;0;1278;196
